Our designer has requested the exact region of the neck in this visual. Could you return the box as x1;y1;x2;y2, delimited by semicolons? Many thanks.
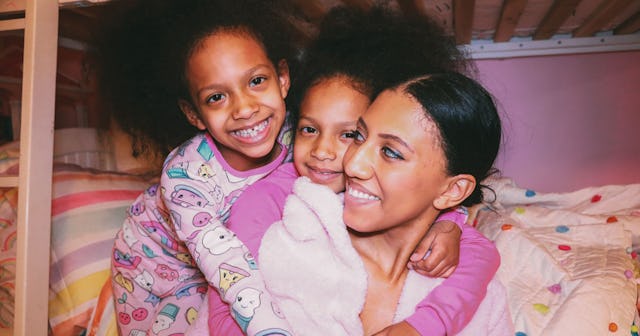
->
349;216;434;281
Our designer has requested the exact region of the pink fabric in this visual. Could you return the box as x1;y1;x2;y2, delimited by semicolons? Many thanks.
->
208;162;499;335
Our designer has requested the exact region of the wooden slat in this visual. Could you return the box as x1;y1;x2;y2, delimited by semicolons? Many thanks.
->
533;0;582;40
573;0;633;37
494;0;528;42
14;0;58;335
614;10;640;35
453;0;475;44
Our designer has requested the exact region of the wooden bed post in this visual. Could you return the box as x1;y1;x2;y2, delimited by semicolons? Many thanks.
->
14;0;58;335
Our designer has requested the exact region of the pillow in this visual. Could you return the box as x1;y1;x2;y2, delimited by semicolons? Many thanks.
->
47;169;155;336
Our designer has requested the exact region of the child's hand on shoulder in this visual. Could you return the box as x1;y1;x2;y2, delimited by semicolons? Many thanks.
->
408;220;461;278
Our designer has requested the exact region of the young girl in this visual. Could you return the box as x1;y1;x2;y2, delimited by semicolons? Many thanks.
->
109;1;298;335
209;6;501;335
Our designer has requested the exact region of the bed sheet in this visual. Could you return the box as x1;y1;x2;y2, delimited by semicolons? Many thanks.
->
473;177;640;336
0;165;154;335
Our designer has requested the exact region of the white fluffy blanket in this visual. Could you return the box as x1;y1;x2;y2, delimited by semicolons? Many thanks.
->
474;177;640;336
259;177;514;335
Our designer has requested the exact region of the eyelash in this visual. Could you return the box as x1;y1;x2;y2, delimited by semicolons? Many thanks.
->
206;93;225;104
382;147;403;160
250;76;267;87
299;126;317;135
353;130;404;160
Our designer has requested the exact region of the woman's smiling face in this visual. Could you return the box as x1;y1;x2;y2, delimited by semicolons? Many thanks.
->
342;88;450;233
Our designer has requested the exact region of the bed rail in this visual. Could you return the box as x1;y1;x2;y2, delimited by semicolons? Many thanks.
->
0;1;58;335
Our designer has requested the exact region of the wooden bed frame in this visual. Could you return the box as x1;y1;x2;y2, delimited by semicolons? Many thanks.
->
0;1;58;335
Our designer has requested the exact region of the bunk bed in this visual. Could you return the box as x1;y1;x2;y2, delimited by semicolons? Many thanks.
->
0;0;638;335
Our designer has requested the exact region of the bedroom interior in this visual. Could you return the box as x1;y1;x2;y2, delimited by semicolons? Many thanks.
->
0;0;639;335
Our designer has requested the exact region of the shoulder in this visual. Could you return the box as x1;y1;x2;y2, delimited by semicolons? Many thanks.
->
231;163;297;213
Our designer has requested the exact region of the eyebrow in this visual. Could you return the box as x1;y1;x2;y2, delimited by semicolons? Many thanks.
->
358;117;415;154
197;63;272;95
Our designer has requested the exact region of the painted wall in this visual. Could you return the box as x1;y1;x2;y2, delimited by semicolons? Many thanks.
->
474;50;640;193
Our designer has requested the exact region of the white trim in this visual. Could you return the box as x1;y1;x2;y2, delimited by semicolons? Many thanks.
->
462;33;640;59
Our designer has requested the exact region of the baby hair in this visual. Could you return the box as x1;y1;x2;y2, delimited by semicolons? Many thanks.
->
288;4;471;133
400;72;502;206
94;0;299;163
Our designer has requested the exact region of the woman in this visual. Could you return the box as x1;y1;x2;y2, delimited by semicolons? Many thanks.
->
259;72;514;335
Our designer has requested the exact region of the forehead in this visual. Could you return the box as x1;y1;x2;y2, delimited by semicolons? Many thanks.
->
188;30;270;68
364;89;442;151
301;77;370;119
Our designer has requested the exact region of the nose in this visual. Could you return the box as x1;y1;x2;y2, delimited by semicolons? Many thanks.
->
310;135;336;161
233;92;259;120
343;142;373;181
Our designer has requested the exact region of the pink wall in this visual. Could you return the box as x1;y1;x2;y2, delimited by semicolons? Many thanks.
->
474;50;640;193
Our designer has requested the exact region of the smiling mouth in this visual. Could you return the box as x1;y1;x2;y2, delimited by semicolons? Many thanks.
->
347;186;380;201
232;118;269;138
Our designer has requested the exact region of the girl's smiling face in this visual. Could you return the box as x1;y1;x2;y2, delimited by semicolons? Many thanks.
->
294;76;370;193
181;30;290;171
342;88;450;233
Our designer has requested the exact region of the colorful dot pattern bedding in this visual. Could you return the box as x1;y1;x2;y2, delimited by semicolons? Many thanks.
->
473;177;640;336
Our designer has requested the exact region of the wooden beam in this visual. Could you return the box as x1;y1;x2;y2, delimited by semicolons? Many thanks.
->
494;0;528;42
453;0;475;44
614;10;640;35
533;0;582;40
573;0;633;37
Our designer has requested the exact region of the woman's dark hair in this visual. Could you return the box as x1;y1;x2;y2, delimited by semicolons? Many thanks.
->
287;4;471;134
401;72;502;206
93;0;299;163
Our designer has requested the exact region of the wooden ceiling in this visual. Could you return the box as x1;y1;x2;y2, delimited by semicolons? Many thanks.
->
0;0;636;47
278;0;640;45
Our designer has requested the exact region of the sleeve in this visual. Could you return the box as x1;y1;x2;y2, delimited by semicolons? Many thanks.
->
208;181;289;334
226;181;289;258
405;224;501;336
434;206;468;229
208;288;244;335
161;155;292;335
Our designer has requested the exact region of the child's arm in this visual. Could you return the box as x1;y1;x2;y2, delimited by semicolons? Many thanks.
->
208;171;293;334
161;157;292;335
382;218;500;335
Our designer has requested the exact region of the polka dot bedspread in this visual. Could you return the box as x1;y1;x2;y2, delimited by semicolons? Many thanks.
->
472;177;640;336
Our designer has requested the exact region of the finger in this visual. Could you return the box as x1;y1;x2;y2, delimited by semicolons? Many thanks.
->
441;265;457;278
410;235;435;262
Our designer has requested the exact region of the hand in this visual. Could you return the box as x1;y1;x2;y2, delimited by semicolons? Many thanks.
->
371;321;420;336
407;220;461;278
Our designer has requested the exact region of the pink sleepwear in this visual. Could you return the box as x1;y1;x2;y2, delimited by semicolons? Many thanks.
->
111;132;292;336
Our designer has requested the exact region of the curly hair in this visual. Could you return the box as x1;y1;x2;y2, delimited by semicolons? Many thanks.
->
92;0;300;163
286;4;472;132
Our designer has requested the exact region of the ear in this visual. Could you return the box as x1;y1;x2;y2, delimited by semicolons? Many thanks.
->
179;99;206;131
276;59;291;99
433;174;476;210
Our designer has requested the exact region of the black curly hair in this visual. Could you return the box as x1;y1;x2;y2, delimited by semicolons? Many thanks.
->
287;4;472;132
93;0;301;164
